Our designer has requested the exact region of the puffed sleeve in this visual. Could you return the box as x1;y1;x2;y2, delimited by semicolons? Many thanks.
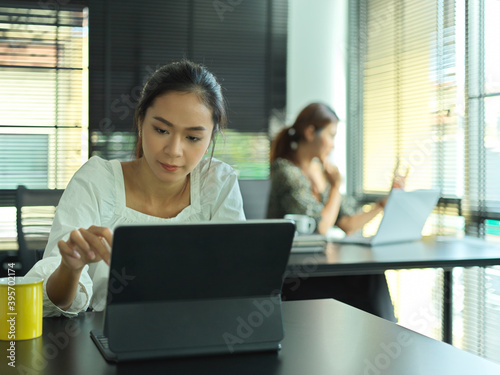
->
203;159;246;221
25;156;113;318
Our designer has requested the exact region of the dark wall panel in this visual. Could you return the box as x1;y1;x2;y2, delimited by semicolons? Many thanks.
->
192;0;268;132
89;0;287;154
89;0;190;135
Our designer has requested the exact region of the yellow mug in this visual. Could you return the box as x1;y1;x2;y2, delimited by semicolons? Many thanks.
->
0;277;43;340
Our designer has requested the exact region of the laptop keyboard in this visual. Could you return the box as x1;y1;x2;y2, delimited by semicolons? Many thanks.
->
96;335;110;350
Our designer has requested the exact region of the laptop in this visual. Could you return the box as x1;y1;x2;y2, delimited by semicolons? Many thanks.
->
291;233;327;253
332;189;440;246
90;219;295;362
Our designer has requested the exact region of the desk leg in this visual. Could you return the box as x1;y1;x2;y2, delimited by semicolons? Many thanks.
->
443;269;453;344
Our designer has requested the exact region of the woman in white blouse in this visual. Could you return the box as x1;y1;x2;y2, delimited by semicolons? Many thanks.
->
26;60;245;317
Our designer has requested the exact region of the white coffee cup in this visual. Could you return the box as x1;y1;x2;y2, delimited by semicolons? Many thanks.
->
284;214;316;234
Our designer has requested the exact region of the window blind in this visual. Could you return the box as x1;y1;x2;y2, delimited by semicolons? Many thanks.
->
349;0;460;342
456;0;500;363
0;2;88;192
0;1;88;250
466;0;500;227
360;0;461;200
350;0;500;363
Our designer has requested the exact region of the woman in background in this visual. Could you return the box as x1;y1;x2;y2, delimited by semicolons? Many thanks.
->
267;102;402;321
26;60;245;317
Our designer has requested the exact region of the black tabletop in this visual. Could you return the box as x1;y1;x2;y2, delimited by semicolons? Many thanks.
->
2;299;500;375
286;236;500;277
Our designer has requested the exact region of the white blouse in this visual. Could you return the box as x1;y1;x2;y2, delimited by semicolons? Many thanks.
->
25;156;246;317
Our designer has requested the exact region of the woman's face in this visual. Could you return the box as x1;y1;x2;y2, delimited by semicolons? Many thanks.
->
314;121;338;161
140;91;214;184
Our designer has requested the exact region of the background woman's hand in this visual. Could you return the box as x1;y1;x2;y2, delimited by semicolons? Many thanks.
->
392;171;407;189
58;226;112;271
323;161;342;190
392;159;409;189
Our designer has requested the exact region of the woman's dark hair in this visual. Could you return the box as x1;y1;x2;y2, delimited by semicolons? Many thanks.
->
270;102;339;164
134;59;227;158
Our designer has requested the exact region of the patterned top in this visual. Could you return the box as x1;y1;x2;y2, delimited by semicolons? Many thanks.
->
266;158;346;226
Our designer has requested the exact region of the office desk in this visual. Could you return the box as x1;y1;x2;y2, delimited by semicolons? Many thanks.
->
286;236;500;276
2;299;500;375
286;236;500;343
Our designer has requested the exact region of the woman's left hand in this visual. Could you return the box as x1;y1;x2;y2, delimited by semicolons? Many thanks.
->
392;167;408;189
392;174;406;189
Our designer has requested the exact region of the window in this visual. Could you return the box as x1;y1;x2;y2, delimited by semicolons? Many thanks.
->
89;129;271;180
455;0;500;362
349;0;500;362
211;130;270;179
349;0;462;341
0;3;88;250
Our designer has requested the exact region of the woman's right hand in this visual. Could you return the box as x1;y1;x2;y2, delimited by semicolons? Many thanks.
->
58;226;112;272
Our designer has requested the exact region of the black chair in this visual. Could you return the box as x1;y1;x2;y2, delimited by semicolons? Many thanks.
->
13;185;64;275
238;179;271;220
